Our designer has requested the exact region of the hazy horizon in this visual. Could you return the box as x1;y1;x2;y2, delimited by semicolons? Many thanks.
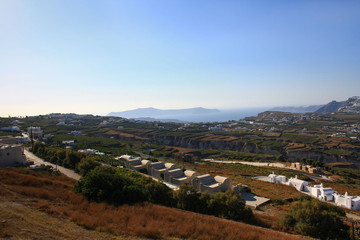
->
0;104;320;119
1;1;359;117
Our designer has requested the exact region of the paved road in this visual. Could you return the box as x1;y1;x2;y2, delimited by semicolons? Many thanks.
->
24;150;81;181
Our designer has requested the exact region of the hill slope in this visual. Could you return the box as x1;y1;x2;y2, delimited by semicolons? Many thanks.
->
316;96;360;113
269;105;323;113
0;168;305;240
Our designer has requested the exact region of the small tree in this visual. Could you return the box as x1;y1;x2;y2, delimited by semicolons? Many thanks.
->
173;184;202;212
77;157;101;176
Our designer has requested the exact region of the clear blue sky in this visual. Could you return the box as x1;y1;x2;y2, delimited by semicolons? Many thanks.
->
1;1;359;116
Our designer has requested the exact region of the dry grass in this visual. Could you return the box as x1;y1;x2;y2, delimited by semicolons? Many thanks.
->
0;200;130;240
0;167;306;240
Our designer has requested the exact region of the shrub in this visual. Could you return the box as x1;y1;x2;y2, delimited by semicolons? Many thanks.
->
280;198;349;239
77;157;101;176
173;185;253;223
74;166;172;206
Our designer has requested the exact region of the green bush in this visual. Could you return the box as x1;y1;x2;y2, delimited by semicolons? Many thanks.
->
77;157;101;176
280;198;349;239
74;166;173;206
173;184;253;223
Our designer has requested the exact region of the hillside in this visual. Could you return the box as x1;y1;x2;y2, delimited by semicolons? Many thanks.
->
316;96;360;113
269;105;323;113
316;100;345;113
0;167;305;240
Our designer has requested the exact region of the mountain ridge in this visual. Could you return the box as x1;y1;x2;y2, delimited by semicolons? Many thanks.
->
269;105;323;113
316;96;360;113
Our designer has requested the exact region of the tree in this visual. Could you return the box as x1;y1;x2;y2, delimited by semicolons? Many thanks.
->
276;154;286;162
77;157;101;176
173;184;202;212
281;198;349;239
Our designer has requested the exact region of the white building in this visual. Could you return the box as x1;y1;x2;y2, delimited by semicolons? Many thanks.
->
268;172;287;184
308;183;334;201
27;127;43;138
191;174;232;194
120;155;141;161
288;176;308;191
62;140;76;147
70;131;82;136
0;144;27;167
334;192;360;210
164;169;199;186
1;126;21;132
78;148;105;156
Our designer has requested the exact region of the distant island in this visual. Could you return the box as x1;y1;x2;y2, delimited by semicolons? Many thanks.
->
108;107;220;118
108;107;221;122
107;97;360;123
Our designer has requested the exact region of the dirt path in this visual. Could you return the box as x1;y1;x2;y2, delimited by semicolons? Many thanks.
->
24;150;81;181
202;159;288;168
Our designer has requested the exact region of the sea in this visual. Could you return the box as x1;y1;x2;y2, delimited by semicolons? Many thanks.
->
154;108;268;123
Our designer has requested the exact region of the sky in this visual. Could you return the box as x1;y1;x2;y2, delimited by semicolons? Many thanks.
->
0;1;359;117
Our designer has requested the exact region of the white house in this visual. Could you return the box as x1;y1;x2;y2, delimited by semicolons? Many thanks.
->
334;192;360;210
191;174;232;194
27;127;43;138
268;172;287;184
0;144;27;167
308;183;334;201
11;120;21;125
148;162;168;179
70;131;82;136
164;169;199;186
78;148;105;155
120;155;141;161
125;159;145;171
288;176;308;192
1;126;21;132
62;140;76;147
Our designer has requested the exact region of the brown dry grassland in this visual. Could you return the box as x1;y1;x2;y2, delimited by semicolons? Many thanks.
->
0;168;306;240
